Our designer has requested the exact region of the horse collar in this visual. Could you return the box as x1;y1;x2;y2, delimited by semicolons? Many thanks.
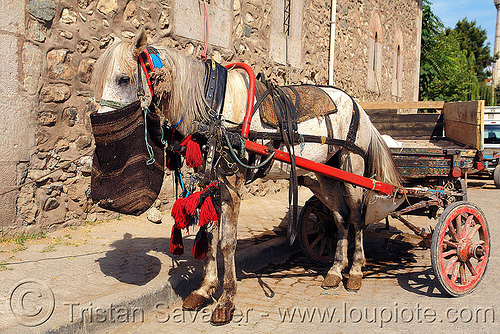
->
203;59;227;120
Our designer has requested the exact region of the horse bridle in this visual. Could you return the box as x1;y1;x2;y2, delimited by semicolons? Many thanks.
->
99;47;162;112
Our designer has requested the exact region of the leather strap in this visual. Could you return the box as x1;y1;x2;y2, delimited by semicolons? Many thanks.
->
204;59;228;119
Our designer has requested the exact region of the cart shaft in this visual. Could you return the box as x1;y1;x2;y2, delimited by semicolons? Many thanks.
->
244;139;395;196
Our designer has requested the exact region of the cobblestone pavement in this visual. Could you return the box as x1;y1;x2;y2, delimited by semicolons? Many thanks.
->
106;177;500;334
0;186;308;333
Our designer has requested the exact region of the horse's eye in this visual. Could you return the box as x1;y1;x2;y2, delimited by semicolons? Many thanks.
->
117;75;130;86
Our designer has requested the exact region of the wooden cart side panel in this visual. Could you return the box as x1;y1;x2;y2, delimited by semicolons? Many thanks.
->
443;101;484;150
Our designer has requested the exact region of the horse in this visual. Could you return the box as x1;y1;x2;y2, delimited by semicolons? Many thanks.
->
91;30;402;325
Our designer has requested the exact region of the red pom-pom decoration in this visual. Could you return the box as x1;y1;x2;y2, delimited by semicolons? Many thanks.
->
199;196;218;227
186;139;203;168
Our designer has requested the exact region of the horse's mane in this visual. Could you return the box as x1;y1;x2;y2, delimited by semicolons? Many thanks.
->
155;47;208;134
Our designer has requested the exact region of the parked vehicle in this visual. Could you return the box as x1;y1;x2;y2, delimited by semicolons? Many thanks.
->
483;119;500;188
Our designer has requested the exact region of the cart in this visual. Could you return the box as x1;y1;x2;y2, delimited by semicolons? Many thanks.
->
227;63;490;297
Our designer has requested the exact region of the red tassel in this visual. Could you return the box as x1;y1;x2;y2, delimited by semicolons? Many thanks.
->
199;196;218;227
166;151;179;171
169;226;184;255
192;227;209;260
171;197;188;229
186;139;203;168
183;191;202;216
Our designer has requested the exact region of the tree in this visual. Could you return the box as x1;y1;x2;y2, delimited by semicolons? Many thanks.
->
419;2;489;102
445;19;494;82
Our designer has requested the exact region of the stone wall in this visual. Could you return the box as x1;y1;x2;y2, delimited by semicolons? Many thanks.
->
1;0;422;233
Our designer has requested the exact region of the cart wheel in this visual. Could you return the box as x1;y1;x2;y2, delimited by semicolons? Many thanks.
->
494;165;500;189
431;201;490;296
298;196;336;267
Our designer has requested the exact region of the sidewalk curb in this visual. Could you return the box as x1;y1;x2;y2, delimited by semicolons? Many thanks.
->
38;236;298;333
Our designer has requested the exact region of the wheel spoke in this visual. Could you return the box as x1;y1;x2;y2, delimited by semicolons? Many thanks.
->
464;215;474;236
443;249;456;258
466;260;477;276
307;229;320;236
451;262;460;283
310;233;323;249
448;221;459;241
459;263;467;285
444;256;458;276
455;215;463;238
443;239;458;248
307;218;317;225
319;237;327;257
467;224;481;239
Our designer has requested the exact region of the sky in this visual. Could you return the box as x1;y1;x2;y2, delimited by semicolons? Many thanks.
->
430;0;498;56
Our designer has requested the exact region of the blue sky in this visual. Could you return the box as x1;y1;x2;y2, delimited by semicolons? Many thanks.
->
430;0;497;55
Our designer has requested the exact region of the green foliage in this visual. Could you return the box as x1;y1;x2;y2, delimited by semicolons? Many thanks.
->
446;19;494;81
420;2;494;104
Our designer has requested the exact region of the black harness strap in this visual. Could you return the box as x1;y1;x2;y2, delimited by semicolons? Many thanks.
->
324;114;335;155
204;59;228;118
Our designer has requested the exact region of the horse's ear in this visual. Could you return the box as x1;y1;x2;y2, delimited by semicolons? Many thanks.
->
132;29;147;57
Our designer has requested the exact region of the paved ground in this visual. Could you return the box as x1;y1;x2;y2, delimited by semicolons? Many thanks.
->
0;186;307;333
105;176;500;333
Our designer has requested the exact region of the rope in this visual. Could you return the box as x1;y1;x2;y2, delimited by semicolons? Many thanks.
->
0;148;94;197
142;107;156;165
199;0;209;60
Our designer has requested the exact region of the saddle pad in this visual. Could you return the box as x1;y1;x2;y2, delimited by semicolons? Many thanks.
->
90;101;164;215
255;82;338;128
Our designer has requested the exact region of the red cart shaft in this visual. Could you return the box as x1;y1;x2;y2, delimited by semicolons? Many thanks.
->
244;140;396;196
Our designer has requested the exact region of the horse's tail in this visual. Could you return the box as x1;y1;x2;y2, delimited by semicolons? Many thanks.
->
365;126;402;186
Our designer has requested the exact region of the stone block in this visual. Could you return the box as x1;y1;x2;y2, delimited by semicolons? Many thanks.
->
174;0;230;48
78;0;92;9
47;49;74;81
78;58;96;83
0;0;25;33
287;36;302;68
27;20;47;42
269;32;286;65
27;0;56;22
97;0;118;16
63;107;78;126
0;163;18;228
38;111;57;126
61;8;78;24
0;34;20;98
40;83;71;102
22;42;42;95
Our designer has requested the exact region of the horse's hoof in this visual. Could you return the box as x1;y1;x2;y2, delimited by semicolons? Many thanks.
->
182;292;209;311
210;303;235;326
322;273;342;289
346;274;362;291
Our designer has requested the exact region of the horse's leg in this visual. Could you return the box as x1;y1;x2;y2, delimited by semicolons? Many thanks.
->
313;175;350;289
341;154;366;291
210;174;245;326
182;223;219;310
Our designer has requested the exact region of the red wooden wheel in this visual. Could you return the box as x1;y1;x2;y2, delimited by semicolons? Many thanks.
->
298;196;336;267
431;201;490;296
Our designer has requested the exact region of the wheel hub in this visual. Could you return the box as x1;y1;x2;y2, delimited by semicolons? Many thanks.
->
457;238;484;262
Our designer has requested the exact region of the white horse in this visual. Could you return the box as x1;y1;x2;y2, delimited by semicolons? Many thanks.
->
92;31;402;325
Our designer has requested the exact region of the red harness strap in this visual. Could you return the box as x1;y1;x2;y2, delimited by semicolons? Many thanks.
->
138;48;156;97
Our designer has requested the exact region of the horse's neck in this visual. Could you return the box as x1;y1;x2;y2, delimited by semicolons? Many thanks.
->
222;71;250;125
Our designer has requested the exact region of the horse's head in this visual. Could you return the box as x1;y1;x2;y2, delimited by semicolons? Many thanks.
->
92;30;148;113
